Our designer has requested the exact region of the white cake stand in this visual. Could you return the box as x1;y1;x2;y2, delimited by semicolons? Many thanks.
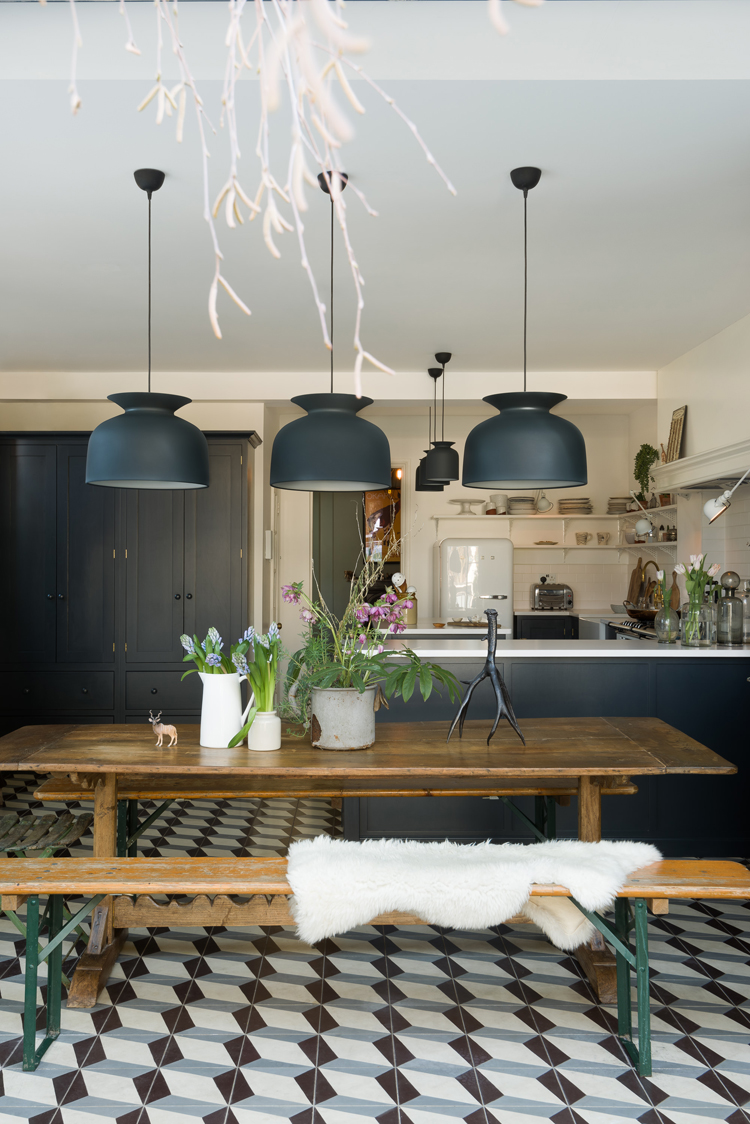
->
449;498;483;515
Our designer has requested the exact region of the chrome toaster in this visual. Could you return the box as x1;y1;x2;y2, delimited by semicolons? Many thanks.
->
531;581;573;611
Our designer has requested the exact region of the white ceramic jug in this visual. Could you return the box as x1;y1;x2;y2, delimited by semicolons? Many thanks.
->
199;671;253;749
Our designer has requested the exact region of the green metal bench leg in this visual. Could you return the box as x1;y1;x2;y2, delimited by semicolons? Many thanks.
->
634;898;652;1076
45;895;63;1045
22;894;64;1071
22;895;40;1071
615;898;634;1044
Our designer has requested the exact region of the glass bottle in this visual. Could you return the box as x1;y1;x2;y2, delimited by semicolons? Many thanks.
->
739;580;750;643
717;571;743;646
654;605;679;644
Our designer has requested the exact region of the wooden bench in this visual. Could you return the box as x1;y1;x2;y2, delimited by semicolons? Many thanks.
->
2;856;748;1076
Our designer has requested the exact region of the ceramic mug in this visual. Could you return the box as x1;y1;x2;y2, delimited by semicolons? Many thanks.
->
575;532;592;546
597;532;610;546
490;493;508;514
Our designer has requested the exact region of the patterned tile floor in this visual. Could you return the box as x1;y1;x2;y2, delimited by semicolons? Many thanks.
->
0;772;749;1123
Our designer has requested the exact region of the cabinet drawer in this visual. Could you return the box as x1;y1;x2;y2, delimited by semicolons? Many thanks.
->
126;671;203;711
1;672;114;712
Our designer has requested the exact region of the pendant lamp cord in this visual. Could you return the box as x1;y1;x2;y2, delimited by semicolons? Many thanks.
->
433;371;437;443
441;362;445;441
330;196;334;394
148;190;152;395
523;189;528;394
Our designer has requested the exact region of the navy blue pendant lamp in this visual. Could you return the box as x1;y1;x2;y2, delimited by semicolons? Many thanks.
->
423;353;460;484
270;172;391;492
462;168;587;490
415;406;445;492
86;169;209;490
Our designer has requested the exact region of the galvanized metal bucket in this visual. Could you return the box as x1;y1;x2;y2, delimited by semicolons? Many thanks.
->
310;686;377;750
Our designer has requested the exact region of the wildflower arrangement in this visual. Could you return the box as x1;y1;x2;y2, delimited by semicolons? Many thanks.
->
281;555;460;731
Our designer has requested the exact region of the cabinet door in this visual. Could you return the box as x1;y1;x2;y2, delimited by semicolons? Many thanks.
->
520;616;569;640
56;447;116;663
125;491;185;662
184;443;244;646
0;443;57;662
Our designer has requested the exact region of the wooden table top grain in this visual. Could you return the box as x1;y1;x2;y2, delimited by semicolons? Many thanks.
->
0;719;736;778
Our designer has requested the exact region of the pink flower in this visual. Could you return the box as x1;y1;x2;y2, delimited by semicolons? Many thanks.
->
355;607;371;623
674;563;686;575
386;593;398;604
369;606;389;620
300;608;315;622
388;621;406;634
357;633;367;647
403;600;414;609
708;562;722;577
282;583;302;604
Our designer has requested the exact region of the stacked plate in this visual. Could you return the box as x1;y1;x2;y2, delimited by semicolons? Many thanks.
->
607;496;631;514
507;496;537;515
558;497;593;515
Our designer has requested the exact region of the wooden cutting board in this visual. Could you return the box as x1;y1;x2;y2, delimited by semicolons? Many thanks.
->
626;557;643;606
669;571;681;610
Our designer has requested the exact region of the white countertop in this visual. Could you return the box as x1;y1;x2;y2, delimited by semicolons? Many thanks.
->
395;640;750;658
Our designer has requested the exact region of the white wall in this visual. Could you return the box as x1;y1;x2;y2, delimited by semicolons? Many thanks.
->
658;308;750;458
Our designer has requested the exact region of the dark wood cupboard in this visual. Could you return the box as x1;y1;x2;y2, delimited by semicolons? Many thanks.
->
0;432;258;730
515;614;579;640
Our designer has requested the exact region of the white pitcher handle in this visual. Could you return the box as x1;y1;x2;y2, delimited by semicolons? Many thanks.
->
241;691;256;724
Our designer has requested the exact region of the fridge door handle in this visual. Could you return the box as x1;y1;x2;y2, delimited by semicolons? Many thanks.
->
479;594;508;599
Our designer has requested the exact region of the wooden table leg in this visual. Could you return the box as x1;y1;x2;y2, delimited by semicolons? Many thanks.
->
67;774;128;1009
575;774;617;1003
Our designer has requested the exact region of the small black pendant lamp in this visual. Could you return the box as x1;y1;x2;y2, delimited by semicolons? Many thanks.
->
270;172;391;492
415;406;445;492
462;167;587;490
423;352;460;484
86;170;210;490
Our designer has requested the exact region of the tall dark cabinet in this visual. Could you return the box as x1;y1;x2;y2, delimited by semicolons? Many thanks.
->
0;432;259;736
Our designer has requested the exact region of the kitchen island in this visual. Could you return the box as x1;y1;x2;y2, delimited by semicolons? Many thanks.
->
361;640;750;855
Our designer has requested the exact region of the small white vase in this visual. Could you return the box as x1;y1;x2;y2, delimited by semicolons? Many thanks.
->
199;671;252;749
247;710;282;752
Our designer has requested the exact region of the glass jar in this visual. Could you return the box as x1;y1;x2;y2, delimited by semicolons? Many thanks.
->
717;571;743;646
739;580;750;642
681;596;713;647
654;605;680;644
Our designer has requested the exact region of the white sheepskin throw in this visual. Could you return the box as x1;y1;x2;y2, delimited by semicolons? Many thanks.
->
287;836;661;950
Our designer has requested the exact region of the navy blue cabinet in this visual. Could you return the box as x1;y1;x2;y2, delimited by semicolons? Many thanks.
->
354;655;749;856
0;432;258;730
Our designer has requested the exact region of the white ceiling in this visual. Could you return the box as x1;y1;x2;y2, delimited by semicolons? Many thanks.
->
2;1;750;380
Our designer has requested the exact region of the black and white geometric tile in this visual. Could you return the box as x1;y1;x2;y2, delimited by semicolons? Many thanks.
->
0;771;748;1123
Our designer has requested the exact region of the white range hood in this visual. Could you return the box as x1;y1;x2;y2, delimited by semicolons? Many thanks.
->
652;437;750;492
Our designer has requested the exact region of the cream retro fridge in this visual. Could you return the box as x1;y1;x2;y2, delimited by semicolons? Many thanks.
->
434;537;514;629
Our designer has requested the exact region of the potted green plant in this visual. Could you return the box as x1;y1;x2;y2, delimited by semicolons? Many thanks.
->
634;443;659;504
282;557;460;750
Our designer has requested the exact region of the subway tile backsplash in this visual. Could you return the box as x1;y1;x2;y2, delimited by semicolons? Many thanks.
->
514;562;631;611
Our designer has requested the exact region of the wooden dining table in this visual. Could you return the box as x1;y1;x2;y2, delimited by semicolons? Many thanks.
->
0;716;736;1007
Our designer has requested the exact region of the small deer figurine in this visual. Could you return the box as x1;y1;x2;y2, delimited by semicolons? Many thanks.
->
149;711;178;747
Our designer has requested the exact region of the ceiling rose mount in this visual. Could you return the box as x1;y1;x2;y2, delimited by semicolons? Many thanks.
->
509;166;541;195
133;168;166;197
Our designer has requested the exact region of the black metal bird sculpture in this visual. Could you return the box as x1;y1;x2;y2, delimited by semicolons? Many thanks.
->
446;608;525;747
